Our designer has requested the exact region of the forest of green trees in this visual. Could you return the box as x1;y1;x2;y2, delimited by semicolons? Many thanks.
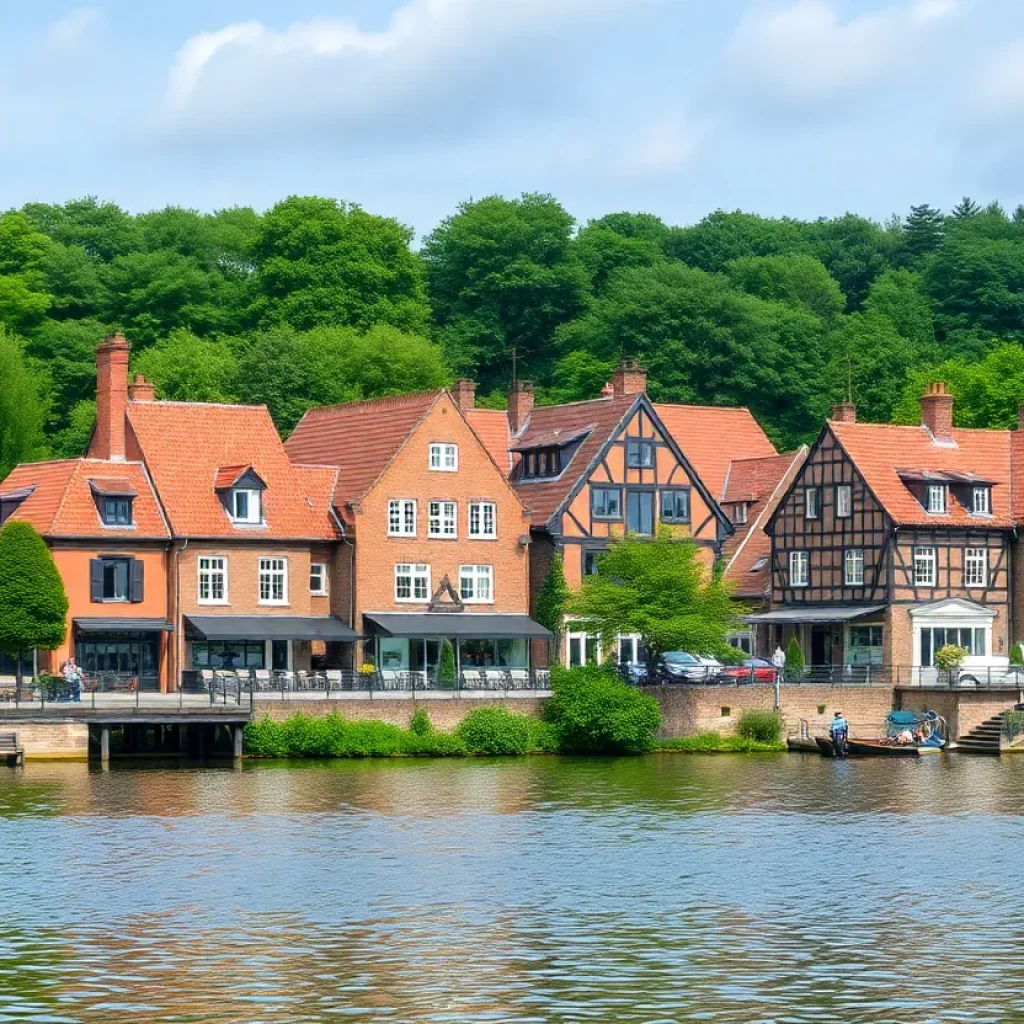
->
3;191;1024;479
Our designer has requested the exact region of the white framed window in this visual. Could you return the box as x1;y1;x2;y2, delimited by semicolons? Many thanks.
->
231;488;261;524
805;486;819;519
468;501;497;539
258;557;288;605
836;485;852;518
395;563;430;602
926;484;947;514
388;499;417;537
459;564;493;603
789;551;809;587
844;548;864;586
972;487;991;516
198;556;228;604
913;547;936;587
732;503;748;525
429;443;458;472
428;500;458;538
310;563;328;595
964;547;988;588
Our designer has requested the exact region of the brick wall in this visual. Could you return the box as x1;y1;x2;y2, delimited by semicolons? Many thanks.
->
10;720;90;759
254;696;545;732
897;687;1024;738
647;685;896;738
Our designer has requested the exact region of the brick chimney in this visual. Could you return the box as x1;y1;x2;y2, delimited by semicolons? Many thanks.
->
90;333;131;461
129;374;156;402
831;401;856;423
920;381;954;443
508;380;534;434
451;379;475;411
611;358;647;398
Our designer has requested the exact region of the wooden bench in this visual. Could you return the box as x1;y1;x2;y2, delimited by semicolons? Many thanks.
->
0;731;24;767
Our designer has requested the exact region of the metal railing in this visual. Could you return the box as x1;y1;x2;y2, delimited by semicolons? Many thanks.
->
0;673;206;712
625;663;894;687
200;667;552;701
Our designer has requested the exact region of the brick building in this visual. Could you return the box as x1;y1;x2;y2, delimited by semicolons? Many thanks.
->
284;386;548;680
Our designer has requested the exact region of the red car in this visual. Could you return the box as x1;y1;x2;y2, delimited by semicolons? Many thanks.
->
717;657;776;684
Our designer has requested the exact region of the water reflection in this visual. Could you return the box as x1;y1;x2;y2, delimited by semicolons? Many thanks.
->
1;755;1024;1022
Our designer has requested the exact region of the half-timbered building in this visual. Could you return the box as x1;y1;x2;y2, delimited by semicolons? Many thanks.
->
758;385;1016;676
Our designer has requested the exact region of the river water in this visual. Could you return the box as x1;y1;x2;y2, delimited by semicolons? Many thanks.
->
1;753;1023;1023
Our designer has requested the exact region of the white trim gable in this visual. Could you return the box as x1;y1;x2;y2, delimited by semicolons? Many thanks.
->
907;597;997;621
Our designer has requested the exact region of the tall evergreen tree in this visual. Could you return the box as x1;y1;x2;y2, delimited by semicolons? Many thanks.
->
950;197;982;220
900;204;945;266
0;521;68;696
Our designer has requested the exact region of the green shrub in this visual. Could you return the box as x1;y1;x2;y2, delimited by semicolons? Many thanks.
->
456;706;532;755
243;716;289;757
736;709;783;744
1011;643;1024;668
526;717;558;752
438;639;456;686
402;731;467;756
544;665;661;754
409;707;433;736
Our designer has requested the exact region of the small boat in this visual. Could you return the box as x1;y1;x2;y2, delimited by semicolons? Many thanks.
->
817;710;947;758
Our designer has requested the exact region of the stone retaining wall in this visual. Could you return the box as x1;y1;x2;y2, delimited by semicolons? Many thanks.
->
896;687;1024;739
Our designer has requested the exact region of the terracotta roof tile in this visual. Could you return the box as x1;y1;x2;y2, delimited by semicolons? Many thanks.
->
830;421;1013;527
0;459;168;538
465;408;512;473
128;400;326;539
213;465;252;490
284;391;441;513
654;405;777;500
723;449;806;598
292;464;343;539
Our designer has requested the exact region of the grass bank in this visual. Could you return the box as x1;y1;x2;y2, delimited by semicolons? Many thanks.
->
655;733;786;754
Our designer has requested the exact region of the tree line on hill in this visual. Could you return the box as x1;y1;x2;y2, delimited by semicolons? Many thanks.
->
4;191;1024;479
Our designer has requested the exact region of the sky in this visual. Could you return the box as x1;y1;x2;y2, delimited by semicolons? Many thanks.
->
3;0;1024;237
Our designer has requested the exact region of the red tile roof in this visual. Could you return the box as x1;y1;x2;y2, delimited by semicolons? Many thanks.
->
293;464;342;538
284;391;441;516
465;408;512;473
654;404;777;500
1012;432;1024;521
723;450;806;598
512;395;638;524
213;465;252;490
829;421;1013;527
0;459;169;538
128;400;332;539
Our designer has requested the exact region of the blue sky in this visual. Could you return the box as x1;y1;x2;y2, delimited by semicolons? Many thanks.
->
3;0;1024;237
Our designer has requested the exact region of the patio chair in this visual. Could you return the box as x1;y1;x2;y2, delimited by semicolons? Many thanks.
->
325;669;343;691
200;669;215;692
274;670;296;691
461;669;483;689
253;669;272;691
509;669;530;689
484;669;507;689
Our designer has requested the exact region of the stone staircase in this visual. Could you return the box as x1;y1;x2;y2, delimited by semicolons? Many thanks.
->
956;704;1024;755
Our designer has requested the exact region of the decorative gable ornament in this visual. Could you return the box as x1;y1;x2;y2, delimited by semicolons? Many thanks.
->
427;575;464;613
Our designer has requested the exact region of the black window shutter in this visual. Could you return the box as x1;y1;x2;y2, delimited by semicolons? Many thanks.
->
90;558;104;602
130;558;144;603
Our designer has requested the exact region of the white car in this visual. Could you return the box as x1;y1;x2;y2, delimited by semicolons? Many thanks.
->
660;651;724;683
955;655;1015;687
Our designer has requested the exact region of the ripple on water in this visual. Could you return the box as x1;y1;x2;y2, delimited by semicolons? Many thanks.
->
1;755;1023;1023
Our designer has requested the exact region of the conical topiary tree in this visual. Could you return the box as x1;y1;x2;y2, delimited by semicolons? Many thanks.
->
438;639;456;687
1011;642;1024;668
534;552;571;664
785;636;805;682
0;520;68;697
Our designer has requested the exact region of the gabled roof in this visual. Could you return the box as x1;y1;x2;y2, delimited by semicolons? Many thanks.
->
292;464;343;539
213;465;264;491
829;421;1013;528
0;459;169;539
723;449;807;599
128;400;333;539
284;391;442;514
511;394;640;525
654;404;778;501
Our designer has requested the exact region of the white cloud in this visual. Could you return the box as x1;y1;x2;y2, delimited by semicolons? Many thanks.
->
44;7;102;57
968;38;1024;124
725;0;959;105
159;0;627;145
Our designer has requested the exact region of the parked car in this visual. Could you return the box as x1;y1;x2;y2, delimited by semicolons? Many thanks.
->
717;657;776;684
656;651;724;684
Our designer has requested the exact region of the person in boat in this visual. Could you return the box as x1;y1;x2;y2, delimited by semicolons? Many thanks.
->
829;710;849;757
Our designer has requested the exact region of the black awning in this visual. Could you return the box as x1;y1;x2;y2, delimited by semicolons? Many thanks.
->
75;617;175;633
363;612;551;640
744;604;886;625
184;615;358;641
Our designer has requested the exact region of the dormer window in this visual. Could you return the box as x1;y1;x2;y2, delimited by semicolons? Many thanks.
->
521;447;562;479
215;465;267;526
103;498;132;525
926;484;946;515
89;479;137;528
732;503;748;525
972;486;991;516
231;489;261;524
